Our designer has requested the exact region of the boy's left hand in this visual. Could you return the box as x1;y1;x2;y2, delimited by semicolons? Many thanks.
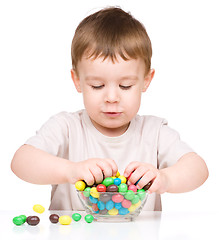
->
123;161;169;194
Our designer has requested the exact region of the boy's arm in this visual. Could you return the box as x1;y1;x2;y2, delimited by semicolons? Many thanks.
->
11;144;118;185
159;152;209;193
124;152;208;194
11;144;73;185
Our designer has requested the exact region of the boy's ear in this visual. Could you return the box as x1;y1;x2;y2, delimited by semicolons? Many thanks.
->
142;69;155;92
71;69;82;93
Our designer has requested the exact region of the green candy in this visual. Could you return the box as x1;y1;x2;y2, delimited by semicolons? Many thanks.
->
124;190;135;200
102;177;114;187
84;214;94;223
137;189;146;200
131;194;140;204
13;216;24;226
72;213;82;222
19;215;27;224
83;187;91;197
118;183;128;193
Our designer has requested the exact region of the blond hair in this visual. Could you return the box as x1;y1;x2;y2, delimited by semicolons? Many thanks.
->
71;7;152;74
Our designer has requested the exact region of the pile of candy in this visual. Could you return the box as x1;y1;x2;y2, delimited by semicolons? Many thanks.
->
12;204;94;226
75;171;149;216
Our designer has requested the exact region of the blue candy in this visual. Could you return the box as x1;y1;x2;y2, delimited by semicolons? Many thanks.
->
114;178;122;186
114;202;122;209
106;200;114;210
89;195;98;204
119;207;129;215
97;201;105;210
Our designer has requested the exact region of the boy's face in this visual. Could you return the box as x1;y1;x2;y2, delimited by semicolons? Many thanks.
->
71;55;154;137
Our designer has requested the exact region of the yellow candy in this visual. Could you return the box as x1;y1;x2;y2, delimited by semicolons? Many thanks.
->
90;187;99;198
128;205;137;212
108;208;118;216
116;171;120;177
75;180;86;191
33;204;45;214
59;215;72;225
118;175;127;184
133;200;141;208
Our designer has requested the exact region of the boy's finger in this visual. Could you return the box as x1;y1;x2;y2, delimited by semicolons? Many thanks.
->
83;170;95;186
123;161;140;178
89;166;103;184
105;158;118;176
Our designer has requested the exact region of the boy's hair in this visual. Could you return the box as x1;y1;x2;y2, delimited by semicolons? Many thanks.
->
71;7;152;74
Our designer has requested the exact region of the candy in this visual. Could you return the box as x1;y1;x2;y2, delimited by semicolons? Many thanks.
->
89;195;98;204
131;195;140;204
97;201;105;210
106;184;118;192
128;184;137;192
90;187;99;198
26;216;40;226
108;208;118;215
122;199;132;208
19;215;27;224
33;204;45;214
49;214;59;223
118;183;128;192
99;192;111;203
102;177;114;187
116;171;120;177
96;184;106;192
124;190;135;200
72;213;82;222
13;216;24;226
119;207;129;215
83;187;91;197
112;193;124;203
84;214;94;223
114;178;121;186
75;180;86;191
137;189;146;200
106;200;114;210
118;175;127;183
59;215;72;225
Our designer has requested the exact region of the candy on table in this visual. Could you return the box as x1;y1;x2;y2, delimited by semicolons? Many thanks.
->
49;214;59;223
13;215;26;226
72;213;82;222
59;215;72;225
26;216;40;226
33;204;45;214
84;214;94;223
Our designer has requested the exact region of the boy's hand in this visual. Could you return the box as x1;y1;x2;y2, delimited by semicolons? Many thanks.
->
70;158;118;186
124;161;169;194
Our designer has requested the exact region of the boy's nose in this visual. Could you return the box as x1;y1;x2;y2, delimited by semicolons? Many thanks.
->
104;87;120;103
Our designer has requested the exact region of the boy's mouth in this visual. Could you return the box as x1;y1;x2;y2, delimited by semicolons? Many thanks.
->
104;112;122;117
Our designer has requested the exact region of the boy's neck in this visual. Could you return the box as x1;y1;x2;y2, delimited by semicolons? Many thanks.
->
90;119;130;137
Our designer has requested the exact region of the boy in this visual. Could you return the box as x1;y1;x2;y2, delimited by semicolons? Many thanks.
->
11;7;208;211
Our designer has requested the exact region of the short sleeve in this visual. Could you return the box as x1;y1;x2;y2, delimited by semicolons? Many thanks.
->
157;120;194;169
25;113;69;157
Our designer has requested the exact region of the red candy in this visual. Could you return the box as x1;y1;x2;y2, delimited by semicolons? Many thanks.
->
128;184;137;192
122;199;132;208
96;184;106;192
112;193;124;203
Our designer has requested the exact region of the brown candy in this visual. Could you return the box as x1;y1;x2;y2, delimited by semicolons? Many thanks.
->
99;192;111;203
143;181;153;191
26;216;40;226
106;184;118;192
49;214;59;223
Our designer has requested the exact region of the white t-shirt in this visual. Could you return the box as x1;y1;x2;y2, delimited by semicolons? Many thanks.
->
25;109;193;211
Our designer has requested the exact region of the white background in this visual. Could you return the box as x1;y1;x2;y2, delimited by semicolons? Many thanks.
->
0;0;218;212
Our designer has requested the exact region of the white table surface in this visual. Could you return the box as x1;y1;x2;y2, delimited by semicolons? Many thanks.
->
1;210;218;240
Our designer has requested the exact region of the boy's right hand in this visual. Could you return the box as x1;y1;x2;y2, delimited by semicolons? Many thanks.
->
68;158;118;186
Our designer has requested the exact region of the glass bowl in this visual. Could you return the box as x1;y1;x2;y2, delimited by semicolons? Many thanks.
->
77;189;148;222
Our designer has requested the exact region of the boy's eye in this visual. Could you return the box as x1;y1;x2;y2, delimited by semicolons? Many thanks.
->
119;85;132;90
91;85;104;89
